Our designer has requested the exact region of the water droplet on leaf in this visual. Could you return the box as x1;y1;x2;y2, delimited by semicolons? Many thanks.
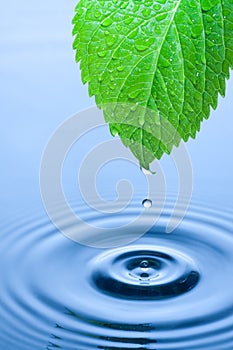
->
142;8;152;17
106;34;117;47
120;2;128;9
117;65;124;72
153;4;162;11
101;18;113;27
128;90;140;99
124;15;134;25
155;12;167;21
98;50;107;58
135;38;153;52
94;10;101;18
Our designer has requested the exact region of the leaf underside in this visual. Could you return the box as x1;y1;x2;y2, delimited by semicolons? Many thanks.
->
73;0;233;169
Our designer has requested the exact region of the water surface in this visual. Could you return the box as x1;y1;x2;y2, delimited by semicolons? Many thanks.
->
1;197;233;349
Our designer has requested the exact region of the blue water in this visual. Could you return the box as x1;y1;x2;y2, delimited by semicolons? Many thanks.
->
1;1;233;349
1;197;233;349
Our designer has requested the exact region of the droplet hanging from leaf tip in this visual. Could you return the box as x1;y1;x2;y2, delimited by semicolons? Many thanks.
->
140;167;156;175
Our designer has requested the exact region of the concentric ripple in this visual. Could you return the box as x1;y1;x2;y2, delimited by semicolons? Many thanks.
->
1;197;233;350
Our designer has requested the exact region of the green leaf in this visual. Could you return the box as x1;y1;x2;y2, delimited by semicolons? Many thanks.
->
73;0;233;169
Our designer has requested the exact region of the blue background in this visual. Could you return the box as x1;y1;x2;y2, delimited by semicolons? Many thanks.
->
1;0;233;218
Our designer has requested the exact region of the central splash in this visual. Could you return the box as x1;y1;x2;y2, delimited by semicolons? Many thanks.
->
89;246;200;300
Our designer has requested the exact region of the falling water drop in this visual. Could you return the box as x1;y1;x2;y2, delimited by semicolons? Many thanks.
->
142;199;152;208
